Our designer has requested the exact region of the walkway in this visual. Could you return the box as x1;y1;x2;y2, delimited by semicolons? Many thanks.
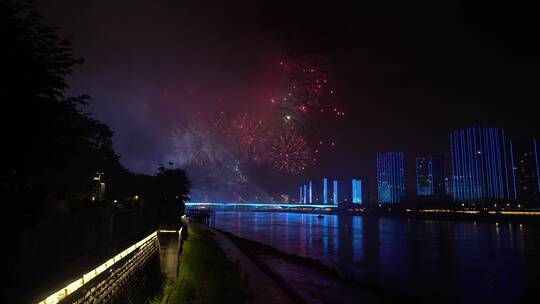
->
192;223;293;304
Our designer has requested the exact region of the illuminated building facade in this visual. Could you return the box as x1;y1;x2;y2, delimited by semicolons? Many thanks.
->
377;152;405;204
450;127;514;201
416;154;446;196
416;156;431;196
300;180;321;204
444;177;452;195
299;177;365;206
510;139;540;204
351;178;363;204
323;177;329;204
333;179;338;205
308;181;312;203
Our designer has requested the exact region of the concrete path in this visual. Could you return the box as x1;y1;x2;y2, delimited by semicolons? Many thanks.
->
192;223;293;304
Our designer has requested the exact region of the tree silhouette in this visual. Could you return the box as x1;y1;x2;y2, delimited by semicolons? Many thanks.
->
2;3;191;300
0;1;191;215
0;0;119;213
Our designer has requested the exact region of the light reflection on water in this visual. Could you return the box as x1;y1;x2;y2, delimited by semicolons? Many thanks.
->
212;211;540;304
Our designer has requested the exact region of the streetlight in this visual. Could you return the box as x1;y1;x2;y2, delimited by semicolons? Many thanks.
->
93;172;103;181
91;172;105;202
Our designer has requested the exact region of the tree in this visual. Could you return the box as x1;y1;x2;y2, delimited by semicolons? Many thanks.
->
0;0;119;213
155;164;191;203
0;0;192;216
148;165;191;229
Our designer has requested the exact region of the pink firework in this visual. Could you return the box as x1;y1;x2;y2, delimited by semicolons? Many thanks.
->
229;113;271;163
272;55;337;132
269;132;312;174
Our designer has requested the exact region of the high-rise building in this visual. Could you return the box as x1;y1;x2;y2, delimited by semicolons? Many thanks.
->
416;156;431;196
377;152;405;204
332;179;338;205
300;177;368;206
300;178;339;205
444;177;452;195
322;177;335;204
309;181;313;204
450;127;514;202
510;139;540;204
416;154;446;196
352;178;368;204
352;179;361;203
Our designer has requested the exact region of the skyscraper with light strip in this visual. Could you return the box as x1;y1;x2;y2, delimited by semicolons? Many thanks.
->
450;127;514;201
377;152;405;204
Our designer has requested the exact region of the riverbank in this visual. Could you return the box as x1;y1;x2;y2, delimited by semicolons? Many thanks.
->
162;224;248;304
217;228;412;304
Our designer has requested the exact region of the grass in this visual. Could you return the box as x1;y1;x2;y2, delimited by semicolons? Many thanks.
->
166;226;248;304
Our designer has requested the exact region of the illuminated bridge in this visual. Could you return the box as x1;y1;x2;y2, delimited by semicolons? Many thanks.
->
185;202;338;210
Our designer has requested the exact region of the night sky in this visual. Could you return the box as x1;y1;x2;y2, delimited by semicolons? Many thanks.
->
34;0;540;201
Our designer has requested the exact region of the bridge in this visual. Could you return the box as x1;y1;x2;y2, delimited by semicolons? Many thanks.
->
185;202;338;210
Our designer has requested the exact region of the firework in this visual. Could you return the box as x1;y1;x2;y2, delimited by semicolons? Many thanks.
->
269;56;345;141
170;121;225;170
269;132;312;174
212;112;271;163
172;53;342;178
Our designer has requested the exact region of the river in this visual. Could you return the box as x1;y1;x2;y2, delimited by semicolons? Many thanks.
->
211;211;540;303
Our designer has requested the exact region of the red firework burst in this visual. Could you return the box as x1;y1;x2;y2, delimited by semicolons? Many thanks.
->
271;55;338;132
269;132;312;174
229;113;271;163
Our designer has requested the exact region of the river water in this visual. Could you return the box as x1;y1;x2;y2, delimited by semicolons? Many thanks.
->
212;211;540;303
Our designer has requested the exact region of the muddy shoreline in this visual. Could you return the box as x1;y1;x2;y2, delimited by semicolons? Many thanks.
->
217;228;418;304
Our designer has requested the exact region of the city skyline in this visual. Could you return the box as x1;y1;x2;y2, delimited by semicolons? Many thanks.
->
289;126;539;206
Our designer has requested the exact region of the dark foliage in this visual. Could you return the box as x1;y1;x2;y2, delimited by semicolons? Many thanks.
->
1;2;189;301
1;0;114;212
0;0;190;215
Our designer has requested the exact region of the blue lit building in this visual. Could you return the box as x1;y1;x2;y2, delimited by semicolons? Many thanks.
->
450;127;514;202
416;156;431;196
301;177;366;206
351;178;365;204
308;181;312;203
332;179;338;205
322;177;329;204
510;139;540;204
444;176;453;196
377;152;405;204
300;180;320;204
416;154;446;196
